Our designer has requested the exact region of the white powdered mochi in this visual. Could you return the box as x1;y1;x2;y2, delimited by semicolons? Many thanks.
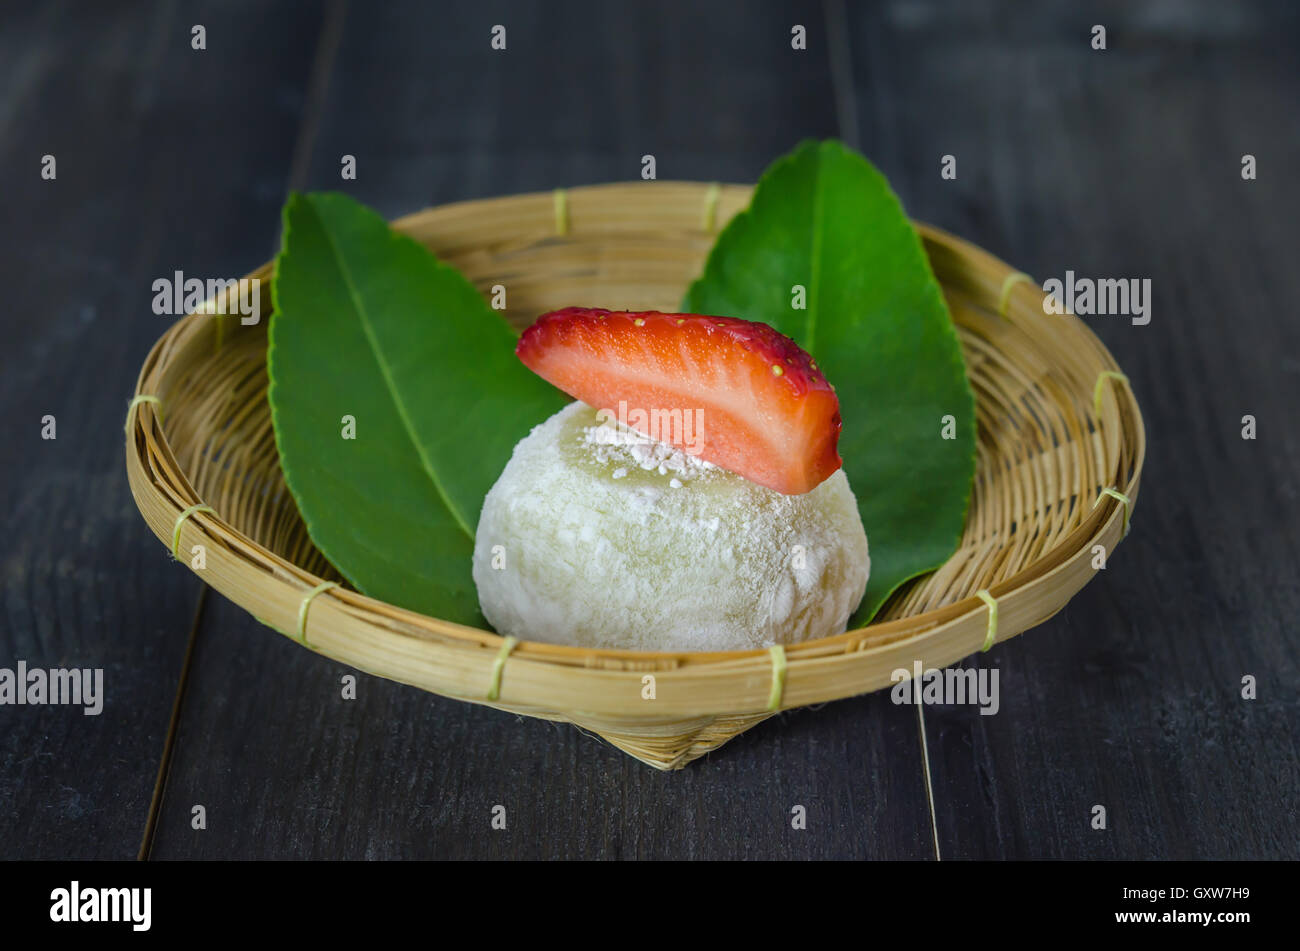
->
473;402;870;652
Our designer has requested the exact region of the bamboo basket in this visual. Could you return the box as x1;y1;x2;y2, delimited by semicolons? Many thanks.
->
125;182;1145;770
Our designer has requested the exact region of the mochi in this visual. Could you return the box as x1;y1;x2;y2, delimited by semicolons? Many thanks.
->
472;402;869;652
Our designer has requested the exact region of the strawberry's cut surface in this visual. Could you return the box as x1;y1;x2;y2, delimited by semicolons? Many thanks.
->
516;308;843;494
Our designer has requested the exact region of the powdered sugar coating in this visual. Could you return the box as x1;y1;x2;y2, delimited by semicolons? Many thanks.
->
473;402;870;652
578;416;717;484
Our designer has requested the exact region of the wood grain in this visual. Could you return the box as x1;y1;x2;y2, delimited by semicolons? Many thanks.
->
0;0;326;857
146;0;937;859
4;0;1297;859
842;0;1300;859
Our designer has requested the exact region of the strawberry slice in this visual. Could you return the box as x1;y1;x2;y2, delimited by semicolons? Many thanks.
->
516;308;842;494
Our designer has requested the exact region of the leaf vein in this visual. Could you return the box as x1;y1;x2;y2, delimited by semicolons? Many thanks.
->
309;199;475;541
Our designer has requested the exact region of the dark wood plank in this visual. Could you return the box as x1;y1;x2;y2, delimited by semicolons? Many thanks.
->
0;0;325;858
154;600;930;859
148;0;938;860
843;0;1300;858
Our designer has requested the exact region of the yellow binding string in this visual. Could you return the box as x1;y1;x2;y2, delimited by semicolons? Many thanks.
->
997;271;1034;317
1093;487;1132;538
125;394;163;437
487;636;520;701
1093;370;1130;417
702;182;721;232
297;581;340;648
976;589;998;652
767;644;788;711
171;504;214;559
553;189;568;236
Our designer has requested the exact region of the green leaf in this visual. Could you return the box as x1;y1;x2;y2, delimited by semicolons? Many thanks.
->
684;140;976;623
269;192;568;625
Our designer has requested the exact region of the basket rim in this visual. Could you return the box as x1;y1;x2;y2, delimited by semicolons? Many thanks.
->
124;181;1145;710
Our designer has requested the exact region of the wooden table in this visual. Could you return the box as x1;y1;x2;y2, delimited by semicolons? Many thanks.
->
2;0;1297;860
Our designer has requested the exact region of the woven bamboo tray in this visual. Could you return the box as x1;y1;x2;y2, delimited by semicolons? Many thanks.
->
125;182;1144;770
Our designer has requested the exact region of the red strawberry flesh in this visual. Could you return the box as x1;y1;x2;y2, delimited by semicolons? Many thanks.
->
515;308;842;494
